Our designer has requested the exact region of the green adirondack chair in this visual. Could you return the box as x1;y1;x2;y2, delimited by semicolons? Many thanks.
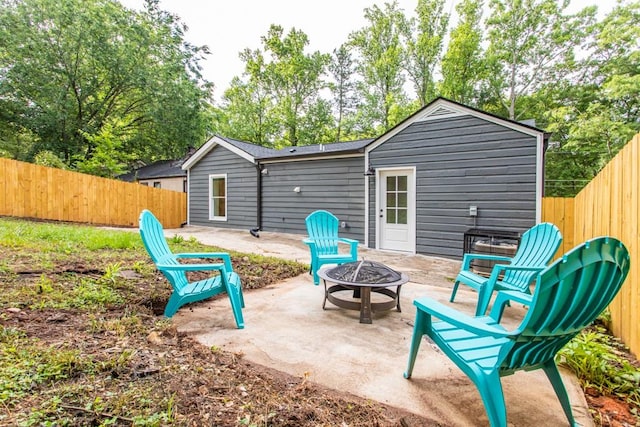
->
303;210;358;285
139;210;245;328
450;222;562;317
404;236;630;427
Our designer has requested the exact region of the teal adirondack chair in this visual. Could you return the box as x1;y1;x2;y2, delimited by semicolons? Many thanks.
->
450;222;562;317
303;210;358;285
139;210;245;328
404;236;630;427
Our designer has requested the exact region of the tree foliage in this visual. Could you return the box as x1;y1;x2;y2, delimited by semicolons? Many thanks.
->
328;45;358;142
439;0;486;105
0;0;211;169
216;25;330;147
349;1;409;132
403;0;449;106
485;0;593;119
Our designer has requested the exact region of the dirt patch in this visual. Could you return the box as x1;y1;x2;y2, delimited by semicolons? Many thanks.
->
1;248;638;426
0;252;438;426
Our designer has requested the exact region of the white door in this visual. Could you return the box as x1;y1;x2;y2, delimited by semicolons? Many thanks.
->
378;169;415;252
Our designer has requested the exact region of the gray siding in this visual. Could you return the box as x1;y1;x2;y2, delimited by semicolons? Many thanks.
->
368;115;538;259
261;156;365;241
188;145;258;229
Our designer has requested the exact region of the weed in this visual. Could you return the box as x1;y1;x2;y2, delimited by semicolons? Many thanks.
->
71;278;123;308
169;234;184;244
558;323;640;407
102;262;122;284
132;260;153;274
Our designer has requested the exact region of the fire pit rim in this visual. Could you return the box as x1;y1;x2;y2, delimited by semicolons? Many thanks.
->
317;260;409;287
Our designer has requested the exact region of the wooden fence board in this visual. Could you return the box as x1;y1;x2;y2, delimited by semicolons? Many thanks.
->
543;133;640;357
0;159;186;228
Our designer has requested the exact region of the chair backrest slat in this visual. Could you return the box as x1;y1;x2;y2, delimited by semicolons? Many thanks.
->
139;210;188;289
500;237;630;371
501;222;562;291
306;210;340;255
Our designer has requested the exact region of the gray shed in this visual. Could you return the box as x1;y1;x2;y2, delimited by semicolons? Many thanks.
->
182;98;548;260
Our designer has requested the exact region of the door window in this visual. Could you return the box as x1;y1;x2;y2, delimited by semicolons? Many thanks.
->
385;175;408;225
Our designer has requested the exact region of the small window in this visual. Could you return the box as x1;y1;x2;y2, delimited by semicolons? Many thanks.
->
153;181;161;188
140;182;149;186
209;174;227;221
183;179;187;193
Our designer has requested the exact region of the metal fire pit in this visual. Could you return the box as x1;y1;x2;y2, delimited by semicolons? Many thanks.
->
317;260;409;324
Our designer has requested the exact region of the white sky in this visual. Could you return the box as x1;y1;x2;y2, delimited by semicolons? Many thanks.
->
117;0;611;101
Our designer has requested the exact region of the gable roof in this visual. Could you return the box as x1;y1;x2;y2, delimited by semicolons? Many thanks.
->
366;97;548;153
119;159;186;182
182;135;373;170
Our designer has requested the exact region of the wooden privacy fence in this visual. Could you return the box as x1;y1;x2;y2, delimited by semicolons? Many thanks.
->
542;133;640;357
0;158;186;228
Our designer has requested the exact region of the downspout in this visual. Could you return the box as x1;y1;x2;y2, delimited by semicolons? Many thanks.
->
250;161;263;238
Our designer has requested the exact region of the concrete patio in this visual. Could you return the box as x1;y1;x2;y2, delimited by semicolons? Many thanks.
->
162;225;592;426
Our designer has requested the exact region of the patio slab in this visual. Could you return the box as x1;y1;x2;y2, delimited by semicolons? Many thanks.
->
165;226;593;426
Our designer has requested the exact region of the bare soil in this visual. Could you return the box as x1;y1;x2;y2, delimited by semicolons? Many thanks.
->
1;253;434;426
1;250;638;426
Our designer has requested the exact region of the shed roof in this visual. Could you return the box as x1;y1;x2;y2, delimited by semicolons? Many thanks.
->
118;159;186;182
182;135;373;170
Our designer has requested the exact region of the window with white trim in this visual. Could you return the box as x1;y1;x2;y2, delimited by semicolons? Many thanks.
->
209;174;227;221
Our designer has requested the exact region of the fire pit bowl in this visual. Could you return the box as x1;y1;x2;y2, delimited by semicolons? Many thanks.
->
317;260;409;324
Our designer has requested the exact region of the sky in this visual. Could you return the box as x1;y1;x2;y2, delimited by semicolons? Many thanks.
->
117;0;611;101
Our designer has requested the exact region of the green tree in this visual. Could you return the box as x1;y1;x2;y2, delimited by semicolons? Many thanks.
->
0;0;211;171
541;2;639;196
215;74;278;146
73;120;135;177
485;0;592;119
403;0;450;106
328;45;358;141
439;0;486;105
349;1;409;132
261;25;331;146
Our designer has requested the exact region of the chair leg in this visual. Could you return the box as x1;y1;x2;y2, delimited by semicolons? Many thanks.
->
404;310;428;379
164;293;183;318
450;280;461;302
474;371;508;427
476;284;491;316
226;284;245;329
312;265;321;286
542;360;577;426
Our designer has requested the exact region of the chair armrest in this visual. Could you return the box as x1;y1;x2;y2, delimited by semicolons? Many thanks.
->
302;238;317;253
461;253;512;270
156;262;227;273
338;238;358;244
338;238;359;258
488;290;534;322
486;264;544;288
413;297;513;338
174;252;233;272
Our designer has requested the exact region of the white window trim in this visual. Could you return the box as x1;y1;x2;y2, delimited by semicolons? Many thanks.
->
209;173;228;221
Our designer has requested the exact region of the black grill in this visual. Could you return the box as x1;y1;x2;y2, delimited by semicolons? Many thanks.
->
325;260;402;285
